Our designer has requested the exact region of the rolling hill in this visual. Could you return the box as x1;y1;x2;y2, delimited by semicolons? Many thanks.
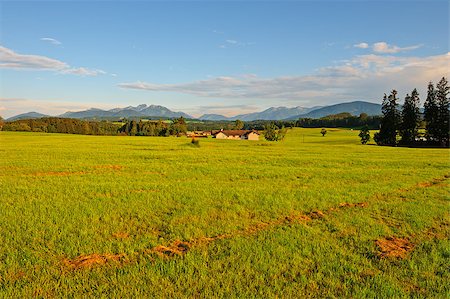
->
6;112;49;121
289;101;382;119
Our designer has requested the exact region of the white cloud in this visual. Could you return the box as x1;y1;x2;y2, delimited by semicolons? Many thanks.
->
40;37;62;46
354;42;369;49
226;40;238;44
372;42;422;54
119;52;449;105
61;67;106;76
0;46;68;70
0;45;106;76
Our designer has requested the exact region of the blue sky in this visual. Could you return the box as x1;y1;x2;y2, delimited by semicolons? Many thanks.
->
0;0;448;118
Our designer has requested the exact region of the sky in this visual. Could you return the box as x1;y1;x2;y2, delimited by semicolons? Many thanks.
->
0;0;449;118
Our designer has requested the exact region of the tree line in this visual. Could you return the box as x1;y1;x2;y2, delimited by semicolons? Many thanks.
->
374;77;449;147
2;117;122;135
118;117;187;136
295;113;381;129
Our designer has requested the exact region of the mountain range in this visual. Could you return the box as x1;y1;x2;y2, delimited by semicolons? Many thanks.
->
5;101;382;122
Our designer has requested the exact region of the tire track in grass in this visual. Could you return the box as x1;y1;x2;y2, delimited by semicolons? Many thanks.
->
61;174;449;271
62;201;367;270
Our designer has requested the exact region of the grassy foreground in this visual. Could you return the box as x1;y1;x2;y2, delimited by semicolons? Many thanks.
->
0;128;449;298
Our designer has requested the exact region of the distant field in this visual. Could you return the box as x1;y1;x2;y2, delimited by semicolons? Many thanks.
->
0;128;449;297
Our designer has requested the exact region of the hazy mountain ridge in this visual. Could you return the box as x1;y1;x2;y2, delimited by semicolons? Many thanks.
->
58;104;192;119
6;112;49;121
289;101;382;119
198;106;323;121
6;101;383;122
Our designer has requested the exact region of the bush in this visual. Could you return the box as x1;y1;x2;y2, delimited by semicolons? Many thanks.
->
358;125;371;144
191;138;200;147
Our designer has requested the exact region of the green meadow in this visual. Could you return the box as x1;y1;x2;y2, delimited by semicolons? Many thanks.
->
0;128;448;298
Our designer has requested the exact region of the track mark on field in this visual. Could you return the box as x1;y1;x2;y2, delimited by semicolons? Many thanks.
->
376;237;414;259
26;165;125;177
61;201;368;270
93;164;124;170
400;174;449;192
63;253;126;270
32;171;87;176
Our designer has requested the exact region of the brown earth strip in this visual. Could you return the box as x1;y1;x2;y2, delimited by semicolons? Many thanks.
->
60;175;448;270
112;232;130;239
63;253;126;270
93;165;123;170
62;201;367;270
32;171;88;176
375;237;414;259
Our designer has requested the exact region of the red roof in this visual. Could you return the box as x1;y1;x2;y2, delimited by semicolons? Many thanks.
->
212;129;259;137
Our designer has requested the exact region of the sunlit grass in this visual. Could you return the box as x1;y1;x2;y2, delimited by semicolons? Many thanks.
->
0;128;448;297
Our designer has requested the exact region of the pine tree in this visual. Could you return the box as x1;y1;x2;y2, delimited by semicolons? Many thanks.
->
400;89;420;145
374;90;400;145
424;82;439;142
435;77;450;145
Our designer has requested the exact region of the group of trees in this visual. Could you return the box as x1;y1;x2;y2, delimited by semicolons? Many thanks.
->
374;77;449;147
119;117;187;136
296;113;381;129
2;118;121;135
264;123;287;141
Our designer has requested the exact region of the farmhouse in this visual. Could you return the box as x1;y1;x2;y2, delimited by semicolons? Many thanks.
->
212;129;260;140
186;131;211;138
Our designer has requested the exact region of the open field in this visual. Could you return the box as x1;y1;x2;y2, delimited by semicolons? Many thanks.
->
0;128;449;298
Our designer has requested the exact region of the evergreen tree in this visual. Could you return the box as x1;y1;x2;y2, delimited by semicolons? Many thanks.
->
374;90;400;145
435;77;450;145
424;82;439;142
358;125;370;144
129;120;138;136
400;89;420;145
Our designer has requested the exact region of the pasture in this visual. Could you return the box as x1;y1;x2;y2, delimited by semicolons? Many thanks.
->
0;128;448;298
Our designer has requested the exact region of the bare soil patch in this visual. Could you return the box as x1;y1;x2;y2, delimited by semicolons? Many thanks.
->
63;253;126;269
93;165;123;170
32;171;87;176
376;237;414;259
112;232;130;239
338;202;368;208
309;210;325;219
152;240;191;257
61;201;369;271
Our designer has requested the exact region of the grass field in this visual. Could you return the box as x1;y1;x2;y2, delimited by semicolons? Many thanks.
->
0;128;449;298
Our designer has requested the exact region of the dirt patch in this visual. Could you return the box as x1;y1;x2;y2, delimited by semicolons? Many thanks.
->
32;171;87;176
284;214;311;223
61;201;371;271
417;181;434;188
376;237;414;259
63;253;126;269
143;171;166;176
309;210;325;219
112;232;130;239
423;220;450;240
152;240;191;257
416;175;449;188
338;202;368;208
93;165;123;170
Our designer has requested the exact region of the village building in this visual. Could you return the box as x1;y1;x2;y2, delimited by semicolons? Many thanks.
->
186;131;211;138
212;129;260;140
